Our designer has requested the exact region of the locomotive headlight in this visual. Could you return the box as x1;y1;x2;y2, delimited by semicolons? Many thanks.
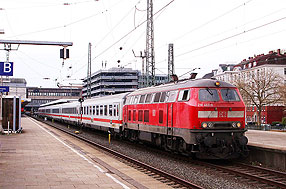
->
232;122;241;128
202;122;208;129
215;81;220;87
232;122;237;128
208;122;214;128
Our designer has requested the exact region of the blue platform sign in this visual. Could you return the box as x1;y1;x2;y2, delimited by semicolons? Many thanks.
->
0;86;9;92
0;62;13;76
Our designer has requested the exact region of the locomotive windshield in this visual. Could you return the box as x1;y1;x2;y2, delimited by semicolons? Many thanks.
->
199;88;219;101
221;88;240;101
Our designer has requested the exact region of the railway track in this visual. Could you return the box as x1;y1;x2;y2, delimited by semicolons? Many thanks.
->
192;160;286;188
32;116;202;189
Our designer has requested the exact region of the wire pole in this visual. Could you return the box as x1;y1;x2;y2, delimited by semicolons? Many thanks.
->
87;43;92;98
168;44;174;82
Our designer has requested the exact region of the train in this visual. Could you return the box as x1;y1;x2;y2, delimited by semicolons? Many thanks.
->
37;78;248;159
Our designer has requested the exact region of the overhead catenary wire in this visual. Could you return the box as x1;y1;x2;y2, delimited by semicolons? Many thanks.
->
92;0;175;61
71;0;175;77
176;16;286;58
170;0;254;43
155;6;286;66
7;10;108;38
96;2;140;47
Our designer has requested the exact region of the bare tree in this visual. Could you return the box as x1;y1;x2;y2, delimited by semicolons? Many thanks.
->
233;69;283;125
279;84;286;105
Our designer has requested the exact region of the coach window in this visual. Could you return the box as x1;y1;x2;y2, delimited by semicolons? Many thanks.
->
160;92;167;102
178;89;190;101
128;110;131;121
167;90;178;102
104;105;107;116
144;110;149;122
96;106;99;115
100;105;103;116
139;94;146;103
153;92;161;103
138;110;143;122
112;105;115;116
116;105;119;116
109;105;113;116
93;106;95;115
133;110;136;121
145;93;153;103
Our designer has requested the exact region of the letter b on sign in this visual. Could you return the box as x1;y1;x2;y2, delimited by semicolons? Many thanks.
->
0;62;13;76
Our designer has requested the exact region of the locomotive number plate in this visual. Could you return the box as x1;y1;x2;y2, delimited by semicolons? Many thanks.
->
219;111;227;118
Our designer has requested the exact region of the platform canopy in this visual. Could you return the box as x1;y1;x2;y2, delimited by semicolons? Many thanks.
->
0;39;72;46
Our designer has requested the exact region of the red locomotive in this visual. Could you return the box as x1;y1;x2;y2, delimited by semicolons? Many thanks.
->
37;79;248;159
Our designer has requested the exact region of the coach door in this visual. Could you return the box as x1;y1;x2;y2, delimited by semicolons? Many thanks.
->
166;103;173;136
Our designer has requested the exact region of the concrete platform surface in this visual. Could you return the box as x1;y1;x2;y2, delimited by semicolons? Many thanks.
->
246;130;286;151
0;117;171;189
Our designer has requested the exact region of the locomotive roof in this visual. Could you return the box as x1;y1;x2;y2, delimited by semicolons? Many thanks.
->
128;79;235;96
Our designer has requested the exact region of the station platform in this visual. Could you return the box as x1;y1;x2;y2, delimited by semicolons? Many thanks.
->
0;117;171;189
246;130;286;151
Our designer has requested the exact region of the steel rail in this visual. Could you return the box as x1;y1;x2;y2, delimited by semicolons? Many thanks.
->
194;161;286;188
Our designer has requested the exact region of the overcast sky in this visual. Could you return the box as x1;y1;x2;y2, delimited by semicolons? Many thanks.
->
0;0;285;87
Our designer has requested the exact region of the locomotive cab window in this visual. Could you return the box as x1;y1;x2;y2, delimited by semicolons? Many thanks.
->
199;88;219;101
126;97;131;104
221;89;240;101
167;90;178;102
133;96;139;104
153;92;161;103
139;95;146;103
178;89;190;101
160;92;167;102
145;94;153;103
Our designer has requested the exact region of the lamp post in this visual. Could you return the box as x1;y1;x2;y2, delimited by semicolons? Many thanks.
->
0;28;4;132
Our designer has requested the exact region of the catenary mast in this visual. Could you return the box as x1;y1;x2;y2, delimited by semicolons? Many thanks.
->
145;0;155;86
